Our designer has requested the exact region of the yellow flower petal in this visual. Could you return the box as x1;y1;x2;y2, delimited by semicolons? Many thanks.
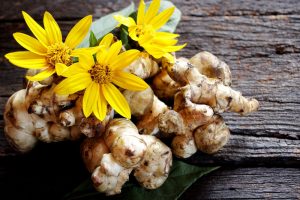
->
5;51;47;69
26;67;55;81
65;15;92;49
156;32;179;39
114;15;136;27
55;63;68;76
99;33;114;49
54;73;92;95
137;32;154;46
77;53;94;70
104;40;122;65
83;82;99;118
128;26;139;41
110;49;140;70
96;50;108;66
163;43;187;52
22;11;49;47
145;0;160;23
71;46;103;56
153;32;179;46
150;7;175;30
153;37;177;46
112;71;149;91
102;83;131;119
13;33;47;55
57;62;87;77
93;89;107;121
142;43;165;58
43;11;62;44
137;0;146;25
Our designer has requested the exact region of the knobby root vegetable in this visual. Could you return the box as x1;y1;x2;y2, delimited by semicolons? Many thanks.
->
104;118;147;168
4;81;113;152
92;153;133;195
171;133;197;158
167;58;259;115
85;118;172;195
134;135;172;189
81;137;109;173
194;115;230;154
189;51;232;86
155;52;258;158
151;69;180;100
122;88;154;117
123;88;169;136
136;95;169;135
125;52;159;79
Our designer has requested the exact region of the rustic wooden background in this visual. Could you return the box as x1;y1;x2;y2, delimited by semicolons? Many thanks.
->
0;0;299;199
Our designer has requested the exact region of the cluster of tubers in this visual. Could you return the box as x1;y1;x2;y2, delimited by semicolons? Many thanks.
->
4;51;258;195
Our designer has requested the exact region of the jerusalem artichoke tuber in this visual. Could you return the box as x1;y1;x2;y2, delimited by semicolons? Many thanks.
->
85;119;172;195
166;58;259;115
194;115;230;154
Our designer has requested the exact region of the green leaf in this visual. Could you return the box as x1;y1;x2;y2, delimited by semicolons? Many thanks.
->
89;31;98;47
145;0;181;33
64;160;219;200
120;27;130;50
78;2;135;48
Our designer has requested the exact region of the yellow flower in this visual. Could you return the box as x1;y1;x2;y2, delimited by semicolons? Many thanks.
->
114;0;186;63
54;34;149;120
5;11;93;81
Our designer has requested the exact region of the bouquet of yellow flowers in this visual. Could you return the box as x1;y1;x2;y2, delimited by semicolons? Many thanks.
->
4;0;259;198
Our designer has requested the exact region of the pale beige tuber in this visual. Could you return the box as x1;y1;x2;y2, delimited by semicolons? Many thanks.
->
4;81;113;152
194;115;230;154
82;118;172;195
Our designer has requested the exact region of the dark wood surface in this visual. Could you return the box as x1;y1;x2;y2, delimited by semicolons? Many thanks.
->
0;0;299;199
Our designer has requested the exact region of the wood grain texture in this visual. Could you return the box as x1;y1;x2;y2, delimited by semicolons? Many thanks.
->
0;0;299;199
180;167;300;200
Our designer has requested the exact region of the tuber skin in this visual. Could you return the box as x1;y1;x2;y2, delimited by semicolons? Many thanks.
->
81;137;109;173
4;81;113;152
123;87;169;136
4;89;38;152
154;54;258;158
152;69;180;100
123;87;154;117
194;115;230;154
134;135;172;189
92;153;132;196
86;119;173;195
79;109;114;138
166;58;259;115
157;89;214;158
189;51;232;86
104;118;147;168
125;52;159;79
136;95;169;135
171;134;197;159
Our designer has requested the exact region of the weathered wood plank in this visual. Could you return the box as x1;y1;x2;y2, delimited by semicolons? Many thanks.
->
1;0;300;21
0;0;300;199
0;0;137;21
181;167;300;200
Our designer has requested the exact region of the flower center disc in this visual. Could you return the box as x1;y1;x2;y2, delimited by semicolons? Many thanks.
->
89;64;112;84
136;24;154;38
46;43;72;67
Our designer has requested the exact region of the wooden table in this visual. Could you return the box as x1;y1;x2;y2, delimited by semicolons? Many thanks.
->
0;0;299;199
